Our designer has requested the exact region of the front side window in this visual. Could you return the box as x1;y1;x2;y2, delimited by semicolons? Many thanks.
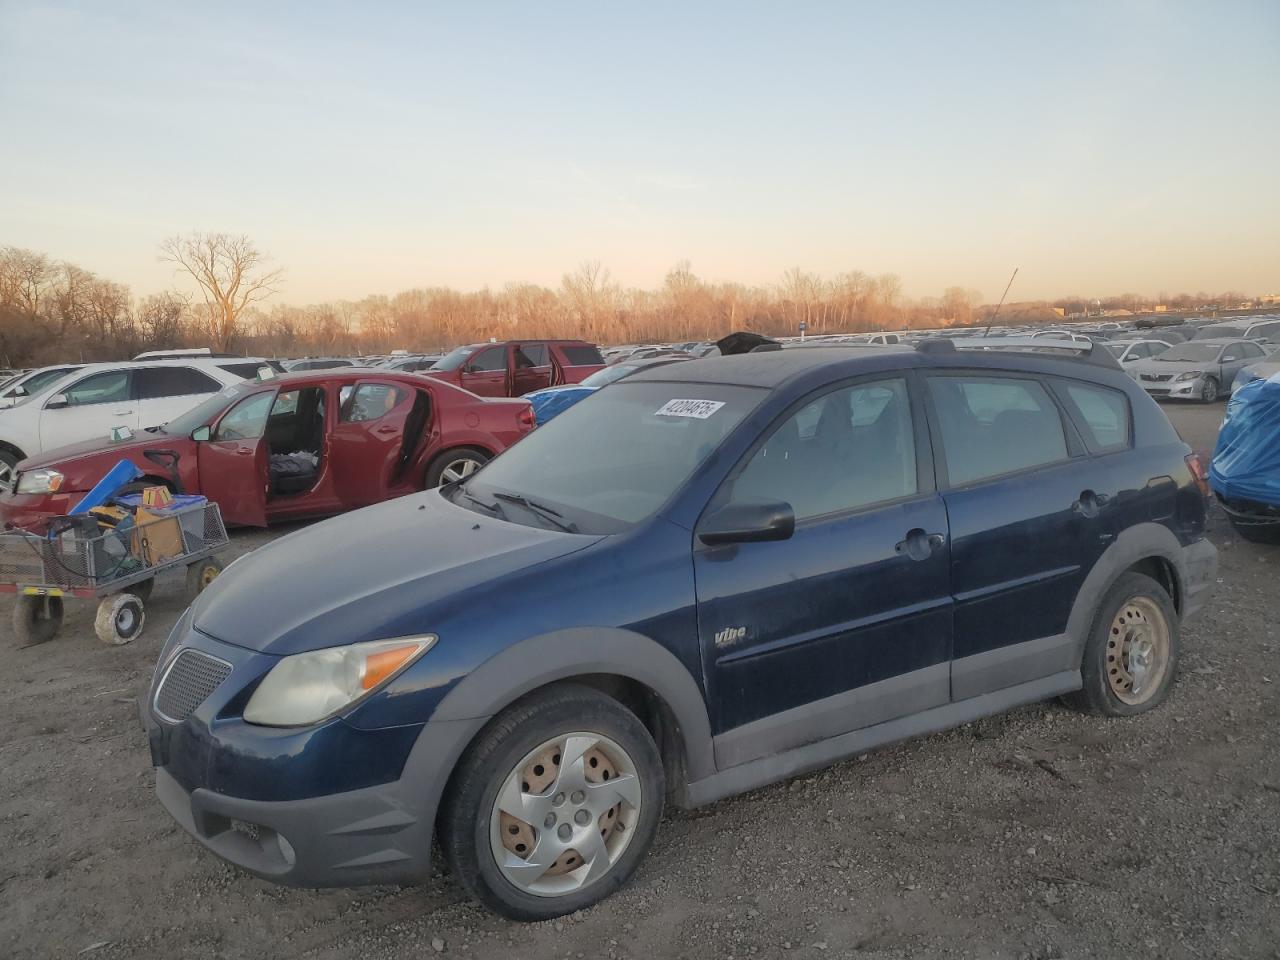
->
135;366;221;399
340;383;406;422
60;371;130;407
213;391;274;441
927;375;1068;485
727;379;917;520
467;347;507;373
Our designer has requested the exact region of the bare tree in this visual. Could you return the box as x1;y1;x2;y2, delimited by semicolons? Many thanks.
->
159;232;282;350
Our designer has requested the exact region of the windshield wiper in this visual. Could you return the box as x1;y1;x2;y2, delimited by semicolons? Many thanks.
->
458;488;507;519
492;492;579;533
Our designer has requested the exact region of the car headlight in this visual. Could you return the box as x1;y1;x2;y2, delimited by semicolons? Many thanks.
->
15;469;65;494
1174;371;1204;382
243;635;437;727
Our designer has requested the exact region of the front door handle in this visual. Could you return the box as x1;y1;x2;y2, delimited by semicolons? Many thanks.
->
895;528;945;562
113;410;133;416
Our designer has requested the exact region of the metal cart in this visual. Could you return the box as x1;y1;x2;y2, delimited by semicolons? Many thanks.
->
2;501;229;646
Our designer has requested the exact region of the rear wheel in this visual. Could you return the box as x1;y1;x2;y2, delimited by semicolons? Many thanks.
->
94;593;146;646
1064;572;1178;716
13;594;63;646
185;556;225;600
439;684;664;921
425;447;490;488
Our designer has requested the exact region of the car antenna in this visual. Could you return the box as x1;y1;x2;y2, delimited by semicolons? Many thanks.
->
983;267;1019;337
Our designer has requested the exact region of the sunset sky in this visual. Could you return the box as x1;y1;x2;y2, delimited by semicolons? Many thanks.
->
2;1;1277;304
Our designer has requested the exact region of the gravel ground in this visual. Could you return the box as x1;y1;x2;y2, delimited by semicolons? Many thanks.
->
2;400;1277;960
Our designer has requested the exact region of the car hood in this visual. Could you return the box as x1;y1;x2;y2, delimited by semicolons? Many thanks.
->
1130;357;1217;374
17;428;184;473
191;489;603;655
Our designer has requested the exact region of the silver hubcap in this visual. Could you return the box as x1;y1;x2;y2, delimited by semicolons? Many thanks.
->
0;461;13;490
489;733;642;898
116;606;137;634
441;458;480;484
1106;597;1170;704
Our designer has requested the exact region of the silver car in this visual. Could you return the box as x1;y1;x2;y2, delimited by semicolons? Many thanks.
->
1126;338;1269;402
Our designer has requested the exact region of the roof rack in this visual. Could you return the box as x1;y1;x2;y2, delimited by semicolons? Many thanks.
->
915;335;1120;369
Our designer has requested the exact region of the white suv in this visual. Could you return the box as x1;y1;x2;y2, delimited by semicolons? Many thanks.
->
0;359;260;480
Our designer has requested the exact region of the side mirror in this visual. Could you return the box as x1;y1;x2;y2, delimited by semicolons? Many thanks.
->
191;425;211;441
13;386;27;397
45;393;69;410
1123;354;1137;362
698;499;795;546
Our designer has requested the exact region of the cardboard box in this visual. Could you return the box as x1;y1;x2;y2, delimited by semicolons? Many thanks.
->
131;508;185;565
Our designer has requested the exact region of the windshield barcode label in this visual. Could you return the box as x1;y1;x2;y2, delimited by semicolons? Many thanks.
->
655;399;725;419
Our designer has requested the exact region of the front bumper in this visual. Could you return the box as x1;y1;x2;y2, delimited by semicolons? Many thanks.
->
0;491;74;528
145;624;490;888
1139;377;1203;399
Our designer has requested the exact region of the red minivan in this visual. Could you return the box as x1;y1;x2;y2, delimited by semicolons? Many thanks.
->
424;340;606;397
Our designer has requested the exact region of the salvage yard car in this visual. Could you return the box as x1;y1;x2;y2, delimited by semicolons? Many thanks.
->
0;369;534;528
142;341;1215;920
1127;338;1268;402
425;339;605;397
524;355;689;424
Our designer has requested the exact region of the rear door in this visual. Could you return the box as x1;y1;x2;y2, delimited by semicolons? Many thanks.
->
38;369;139;451
457;345;509;397
195;389;274;526
329;380;418;507
924;373;1112;700
511;343;553;395
694;375;952;768
134;366;224;427
552;343;606;383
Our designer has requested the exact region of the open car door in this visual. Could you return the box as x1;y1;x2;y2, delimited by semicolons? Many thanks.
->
329;381;420;508
195;390;273;526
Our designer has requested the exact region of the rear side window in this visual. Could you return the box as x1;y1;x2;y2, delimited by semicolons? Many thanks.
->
560;344;604;366
927;376;1068;485
516;344;549;367
218;362;268;379
135;366;221;399
339;383;406;422
1060;382;1131;453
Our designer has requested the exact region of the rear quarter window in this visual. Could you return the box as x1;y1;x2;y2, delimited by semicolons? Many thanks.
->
559;344;604;366
1057;381;1132;453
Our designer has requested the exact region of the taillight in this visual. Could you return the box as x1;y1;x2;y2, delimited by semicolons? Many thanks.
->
1185;452;1210;499
517;404;535;430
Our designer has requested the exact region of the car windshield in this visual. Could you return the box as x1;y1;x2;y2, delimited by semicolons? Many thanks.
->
1192;325;1244;340
459;380;764;533
1155;343;1222;363
580;364;644;388
161;381;255;434
1105;343;1127;357
431;345;478;372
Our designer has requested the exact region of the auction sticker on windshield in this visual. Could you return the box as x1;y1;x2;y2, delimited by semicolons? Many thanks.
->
655;399;725;419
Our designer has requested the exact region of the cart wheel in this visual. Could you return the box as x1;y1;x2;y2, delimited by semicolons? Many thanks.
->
124;578;155;602
185;556;225;600
95;593;146;646
13;594;64;647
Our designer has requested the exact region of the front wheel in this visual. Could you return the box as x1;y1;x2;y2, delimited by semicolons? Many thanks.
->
94;593;146;646
1199;377;1219;403
1064;572;1179;717
13;594;64;647
439;684;664;921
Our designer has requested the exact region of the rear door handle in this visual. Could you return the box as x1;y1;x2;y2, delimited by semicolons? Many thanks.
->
895;528;945;562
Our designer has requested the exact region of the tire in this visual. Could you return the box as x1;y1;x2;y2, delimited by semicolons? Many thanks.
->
425;447;491;488
94;593;146;645
185;556;225;600
439;683;665;921
1229;517;1280;545
1199;377;1219;403
1063;572;1179;717
0;448;20;491
13;594;64;646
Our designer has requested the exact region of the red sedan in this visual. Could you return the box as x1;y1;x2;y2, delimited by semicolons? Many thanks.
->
0;369;534;528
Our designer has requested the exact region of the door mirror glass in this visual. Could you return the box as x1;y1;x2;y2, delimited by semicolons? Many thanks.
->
698;500;795;546
191;425;211;442
1123;353;1137;361
12;386;26;397
45;393;69;410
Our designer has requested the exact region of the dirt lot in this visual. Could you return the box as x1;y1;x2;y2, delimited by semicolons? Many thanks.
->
2;401;1277;960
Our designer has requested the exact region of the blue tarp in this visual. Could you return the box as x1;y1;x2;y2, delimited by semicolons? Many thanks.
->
1209;375;1280;506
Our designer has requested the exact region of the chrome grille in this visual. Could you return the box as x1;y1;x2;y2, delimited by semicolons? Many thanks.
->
1140;373;1174;382
154;649;232;722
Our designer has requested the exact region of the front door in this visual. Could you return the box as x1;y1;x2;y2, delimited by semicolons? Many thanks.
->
924;372;1114;699
330;381;418;507
39;369;139;451
457;345;509;397
694;376;952;770
196;390;274;526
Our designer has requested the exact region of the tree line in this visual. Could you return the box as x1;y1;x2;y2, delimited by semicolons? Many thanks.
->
0;236;1264;368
